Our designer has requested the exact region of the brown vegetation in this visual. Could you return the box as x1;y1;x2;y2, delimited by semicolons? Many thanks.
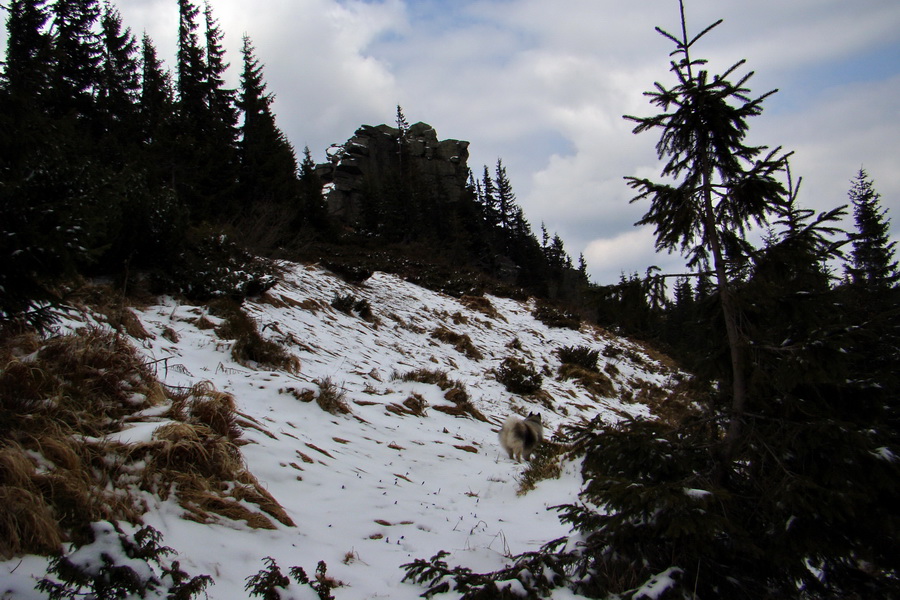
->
0;327;294;559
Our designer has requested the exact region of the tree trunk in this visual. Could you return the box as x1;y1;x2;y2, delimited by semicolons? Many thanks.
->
701;163;748;485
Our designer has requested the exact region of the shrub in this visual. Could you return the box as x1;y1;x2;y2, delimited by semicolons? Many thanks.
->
36;523;212;600
532;301;580;330
331;294;374;321
556;345;599;371
496;357;542;395
152;228;277;301
246;557;340;600
517;440;565;496
330;294;356;314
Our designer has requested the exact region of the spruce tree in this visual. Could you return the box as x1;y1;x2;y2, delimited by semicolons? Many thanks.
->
847;168;899;291
96;3;140;151
2;0;53;108
625;0;789;477
236;34;301;246
47;0;101;120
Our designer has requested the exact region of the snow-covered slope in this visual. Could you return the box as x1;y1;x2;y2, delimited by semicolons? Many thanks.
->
2;262;683;599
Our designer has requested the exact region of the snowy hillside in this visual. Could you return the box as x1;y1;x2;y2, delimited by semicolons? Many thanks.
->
2;262;686;599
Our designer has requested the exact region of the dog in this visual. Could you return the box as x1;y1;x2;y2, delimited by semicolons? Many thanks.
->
499;413;543;462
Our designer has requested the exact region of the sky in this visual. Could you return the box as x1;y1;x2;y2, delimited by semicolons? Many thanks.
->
8;0;900;284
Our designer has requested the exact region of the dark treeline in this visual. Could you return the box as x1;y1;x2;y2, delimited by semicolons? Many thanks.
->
0;0;589;329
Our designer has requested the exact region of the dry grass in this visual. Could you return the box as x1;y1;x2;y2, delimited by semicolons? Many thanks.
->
314;377;352;415
459;295;503;320
211;299;301;372
431;326;483;361
0;326;295;558
558;364;615;398
130;420;294;529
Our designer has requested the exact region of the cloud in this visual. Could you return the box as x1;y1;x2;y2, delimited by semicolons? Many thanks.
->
584;227;686;286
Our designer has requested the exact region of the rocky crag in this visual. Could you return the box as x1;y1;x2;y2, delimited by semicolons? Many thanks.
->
318;122;470;225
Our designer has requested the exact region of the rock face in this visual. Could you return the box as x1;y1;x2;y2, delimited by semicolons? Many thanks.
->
317;122;470;225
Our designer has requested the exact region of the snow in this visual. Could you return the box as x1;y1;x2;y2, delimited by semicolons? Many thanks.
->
0;262;684;599
633;567;683;599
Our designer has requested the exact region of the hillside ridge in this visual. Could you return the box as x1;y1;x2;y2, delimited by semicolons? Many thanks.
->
0;260;687;599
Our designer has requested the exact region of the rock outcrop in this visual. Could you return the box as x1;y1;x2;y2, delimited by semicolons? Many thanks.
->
317;122;470;225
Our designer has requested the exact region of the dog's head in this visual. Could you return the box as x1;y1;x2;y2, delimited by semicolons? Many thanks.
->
526;412;541;423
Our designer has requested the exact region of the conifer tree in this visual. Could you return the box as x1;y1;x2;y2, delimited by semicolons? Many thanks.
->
847;168;899;291
96;3;140;150
138;34;174;148
298;146;331;234
47;0;101;119
625;0;789;476
494;158;515;233
479;165;498;228
237;34;299;233
1;0;53;107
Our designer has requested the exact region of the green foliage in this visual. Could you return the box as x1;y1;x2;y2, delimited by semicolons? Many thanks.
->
153;229;277;301
245;557;338;600
495;357;542;395
36;523;212;600
402;546;573;600
556;345;599;371
330;293;372;320
532;301;580;330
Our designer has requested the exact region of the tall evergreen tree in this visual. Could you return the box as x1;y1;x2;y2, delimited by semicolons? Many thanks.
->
494;158;515;233
1;0;52;107
625;1;789;476
96;3;140;149
47;0;101;119
236;34;300;242
847;168;899;291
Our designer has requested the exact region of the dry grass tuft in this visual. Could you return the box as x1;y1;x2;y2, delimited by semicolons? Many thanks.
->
0;485;63;559
211;300;300;372
402;394;428;417
459;295;503;320
558;363;615;398
431;326;483;361
170;381;242;440
132;420;294;529
314;377;352;415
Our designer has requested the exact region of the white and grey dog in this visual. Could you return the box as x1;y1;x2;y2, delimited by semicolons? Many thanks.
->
499;412;543;462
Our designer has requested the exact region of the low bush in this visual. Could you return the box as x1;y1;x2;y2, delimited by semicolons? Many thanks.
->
495;357;542;395
245;556;340;600
331;294;373;321
36;523;212;600
152;228;278;302
557;345;600;371
532;301;580;330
